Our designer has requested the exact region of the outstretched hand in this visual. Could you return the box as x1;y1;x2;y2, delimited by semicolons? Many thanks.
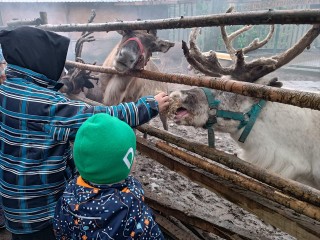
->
154;92;170;114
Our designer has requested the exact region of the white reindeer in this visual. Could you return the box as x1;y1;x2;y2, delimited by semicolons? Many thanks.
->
169;19;320;188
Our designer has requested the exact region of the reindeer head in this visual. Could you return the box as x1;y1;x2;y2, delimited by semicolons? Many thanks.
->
169;77;282;134
114;29;174;73
59;10;98;95
169;6;320;134
59;66;95;95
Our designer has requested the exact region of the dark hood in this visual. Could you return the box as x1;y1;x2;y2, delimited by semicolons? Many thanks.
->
0;26;70;81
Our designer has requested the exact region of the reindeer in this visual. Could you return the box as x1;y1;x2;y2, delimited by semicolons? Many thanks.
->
168;8;320;188
59;11;101;100
61;27;174;130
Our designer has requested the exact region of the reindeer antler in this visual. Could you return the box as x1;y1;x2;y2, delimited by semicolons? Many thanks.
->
75;32;95;61
60;10;99;94
183;7;320;82
75;9;96;61
221;7;275;62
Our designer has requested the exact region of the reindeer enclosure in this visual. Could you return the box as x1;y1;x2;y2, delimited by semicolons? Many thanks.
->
1;1;320;240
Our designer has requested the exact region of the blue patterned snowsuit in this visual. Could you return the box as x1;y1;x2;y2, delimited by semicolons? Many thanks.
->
54;175;164;239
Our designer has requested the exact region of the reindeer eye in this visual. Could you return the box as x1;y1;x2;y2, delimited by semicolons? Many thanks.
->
150;42;157;49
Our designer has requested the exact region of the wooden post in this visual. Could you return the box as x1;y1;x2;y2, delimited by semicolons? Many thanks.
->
39;12;48;25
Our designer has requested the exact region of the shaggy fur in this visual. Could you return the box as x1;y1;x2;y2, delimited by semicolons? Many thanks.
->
94;30;174;130
169;79;320;189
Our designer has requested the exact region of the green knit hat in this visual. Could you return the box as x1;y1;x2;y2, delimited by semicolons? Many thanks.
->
73;113;136;184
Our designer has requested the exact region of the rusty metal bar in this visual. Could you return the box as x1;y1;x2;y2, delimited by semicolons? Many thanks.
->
155;140;320;221
136;125;320;206
65;61;320;111
38;9;320;32
138;138;320;239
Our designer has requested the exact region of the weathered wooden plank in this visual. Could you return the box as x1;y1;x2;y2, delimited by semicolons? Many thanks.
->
145;191;250;240
155;141;320;221
153;213;202;240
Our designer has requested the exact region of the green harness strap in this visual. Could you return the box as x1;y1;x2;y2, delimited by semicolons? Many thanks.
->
201;87;266;146
216;99;266;143
201;88;220;147
238;99;266;143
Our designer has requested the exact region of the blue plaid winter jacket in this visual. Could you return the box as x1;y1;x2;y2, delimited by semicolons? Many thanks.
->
0;64;159;234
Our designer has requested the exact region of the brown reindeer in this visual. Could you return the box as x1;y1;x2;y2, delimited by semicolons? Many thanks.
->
61;28;174;130
99;29;174;102
168;8;320;188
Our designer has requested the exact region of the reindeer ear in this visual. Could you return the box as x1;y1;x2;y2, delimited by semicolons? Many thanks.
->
83;79;94;89
256;77;283;88
116;30;131;36
268;77;283;88
114;19;127;36
148;29;157;36
153;40;175;53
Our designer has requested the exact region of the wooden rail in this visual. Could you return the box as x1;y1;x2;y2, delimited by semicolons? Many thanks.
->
138;137;320;240
155;141;320;221
38;9;320;32
65;61;320;111
0;12;48;31
137;125;320;206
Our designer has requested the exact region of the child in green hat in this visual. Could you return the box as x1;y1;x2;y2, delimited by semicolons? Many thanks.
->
53;113;164;239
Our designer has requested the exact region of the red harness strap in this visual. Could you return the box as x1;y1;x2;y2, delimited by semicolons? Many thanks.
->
122;37;145;55
121;37;146;69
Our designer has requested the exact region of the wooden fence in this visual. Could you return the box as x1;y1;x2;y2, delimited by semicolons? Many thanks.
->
6;8;320;239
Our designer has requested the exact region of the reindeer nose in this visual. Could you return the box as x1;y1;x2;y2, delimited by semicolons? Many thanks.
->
119;49;136;63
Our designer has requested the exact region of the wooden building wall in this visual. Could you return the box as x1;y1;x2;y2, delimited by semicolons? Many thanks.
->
0;2;170;63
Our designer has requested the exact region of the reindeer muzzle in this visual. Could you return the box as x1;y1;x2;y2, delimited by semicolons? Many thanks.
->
122;37;145;70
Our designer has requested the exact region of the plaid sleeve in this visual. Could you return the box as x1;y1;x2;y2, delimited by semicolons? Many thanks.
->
46;94;159;140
